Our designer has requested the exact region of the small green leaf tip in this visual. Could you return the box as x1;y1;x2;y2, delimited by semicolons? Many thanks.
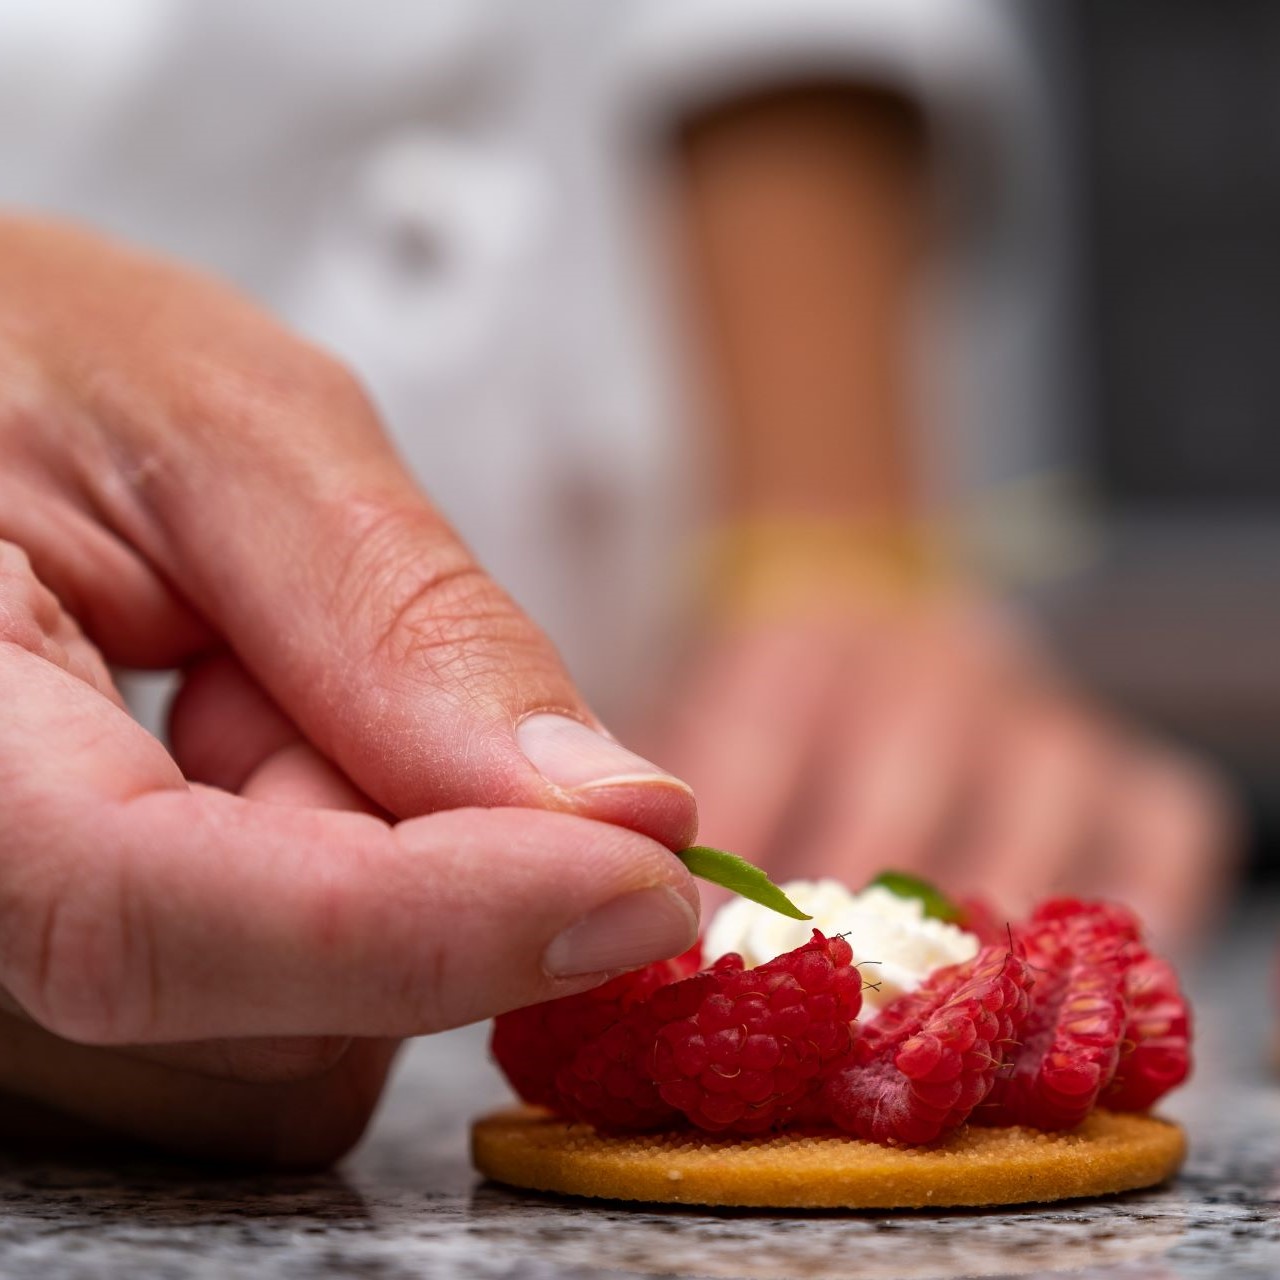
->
867;870;962;923
675;846;812;921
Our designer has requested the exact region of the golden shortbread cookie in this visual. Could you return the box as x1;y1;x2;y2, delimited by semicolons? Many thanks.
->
471;1107;1185;1210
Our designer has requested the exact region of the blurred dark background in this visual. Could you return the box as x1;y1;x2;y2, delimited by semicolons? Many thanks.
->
1080;2;1280;507
1042;1;1280;880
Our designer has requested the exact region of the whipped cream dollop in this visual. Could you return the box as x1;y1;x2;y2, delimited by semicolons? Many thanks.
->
703;879;980;1014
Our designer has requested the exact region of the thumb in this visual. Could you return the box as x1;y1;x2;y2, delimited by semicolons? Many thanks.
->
25;223;696;845
171;454;695;844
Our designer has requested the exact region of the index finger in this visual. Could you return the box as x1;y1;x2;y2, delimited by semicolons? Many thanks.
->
0;650;700;1045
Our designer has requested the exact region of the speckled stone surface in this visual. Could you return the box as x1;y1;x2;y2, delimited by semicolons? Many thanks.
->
0;902;1276;1280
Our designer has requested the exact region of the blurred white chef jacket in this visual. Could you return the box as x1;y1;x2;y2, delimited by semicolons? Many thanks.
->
0;0;1071;723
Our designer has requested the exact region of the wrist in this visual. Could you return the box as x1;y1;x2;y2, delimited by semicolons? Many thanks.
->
690;515;967;625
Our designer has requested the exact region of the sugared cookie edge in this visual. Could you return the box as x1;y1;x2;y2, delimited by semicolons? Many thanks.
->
470;1107;1186;1210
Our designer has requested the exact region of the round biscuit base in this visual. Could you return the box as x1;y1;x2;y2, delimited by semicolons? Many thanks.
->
471;1107;1185;1210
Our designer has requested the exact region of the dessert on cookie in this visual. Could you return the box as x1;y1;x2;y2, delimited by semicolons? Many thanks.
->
474;867;1192;1210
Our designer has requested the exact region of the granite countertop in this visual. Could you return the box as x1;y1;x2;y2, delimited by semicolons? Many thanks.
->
0;902;1276;1280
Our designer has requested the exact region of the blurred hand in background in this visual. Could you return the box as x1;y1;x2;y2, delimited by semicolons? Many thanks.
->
645;86;1239;945
656;592;1236;945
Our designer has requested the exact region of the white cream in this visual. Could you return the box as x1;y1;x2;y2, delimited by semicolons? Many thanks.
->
703;879;980;1014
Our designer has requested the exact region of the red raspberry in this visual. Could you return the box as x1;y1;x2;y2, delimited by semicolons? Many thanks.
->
979;927;1128;1130
649;931;864;1134
823;945;1033;1145
988;895;1191;1124
490;944;701;1110
1101;952;1192;1111
553;958;730;1130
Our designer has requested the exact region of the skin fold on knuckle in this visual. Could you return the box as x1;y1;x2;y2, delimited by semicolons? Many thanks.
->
179;342;377;459
293;841;454;1036
0;545;121;701
333;507;567;703
77;303;386;558
0;343;75;481
0;554;52;661
0;853;154;1048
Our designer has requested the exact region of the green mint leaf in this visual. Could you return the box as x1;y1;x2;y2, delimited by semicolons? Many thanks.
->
867;870;962;923
675;846;812;921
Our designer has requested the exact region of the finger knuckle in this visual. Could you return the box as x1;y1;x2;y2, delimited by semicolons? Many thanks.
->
299;851;449;1031
0;548;46;654
0;539;32;578
0;358;55;470
1;854;156;1046
333;507;557;691
264;342;374;426
183;341;375;450
385;920;451;1031
378;564;525;675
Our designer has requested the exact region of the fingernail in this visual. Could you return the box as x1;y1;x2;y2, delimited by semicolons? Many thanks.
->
517;713;692;795
543;887;699;978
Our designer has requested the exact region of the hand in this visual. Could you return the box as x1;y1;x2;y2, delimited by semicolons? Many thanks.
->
650;594;1237;946
0;216;699;1164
